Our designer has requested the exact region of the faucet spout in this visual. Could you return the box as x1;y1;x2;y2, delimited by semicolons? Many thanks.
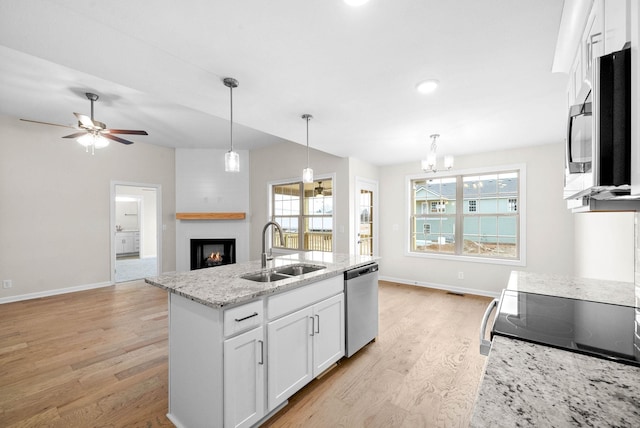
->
262;221;285;268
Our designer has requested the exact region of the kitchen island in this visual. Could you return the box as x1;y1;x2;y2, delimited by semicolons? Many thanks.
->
471;271;640;427
145;251;377;428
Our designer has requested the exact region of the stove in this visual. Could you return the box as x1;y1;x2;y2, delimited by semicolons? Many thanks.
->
491;290;640;367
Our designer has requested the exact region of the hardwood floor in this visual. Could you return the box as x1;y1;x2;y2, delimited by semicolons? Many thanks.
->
0;281;171;427
0;280;491;427
262;281;492;428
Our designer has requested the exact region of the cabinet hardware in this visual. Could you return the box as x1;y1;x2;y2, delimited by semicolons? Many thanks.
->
310;316;315;336
234;312;258;322
258;340;264;365
315;314;320;334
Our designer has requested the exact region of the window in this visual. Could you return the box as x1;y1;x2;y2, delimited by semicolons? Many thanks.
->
410;168;522;262
272;179;333;252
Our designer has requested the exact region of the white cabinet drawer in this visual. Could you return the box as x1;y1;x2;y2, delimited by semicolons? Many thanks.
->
224;299;263;338
267;275;343;320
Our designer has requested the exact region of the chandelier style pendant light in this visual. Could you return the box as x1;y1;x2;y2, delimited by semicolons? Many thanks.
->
223;77;240;172
301;114;314;183
421;134;453;173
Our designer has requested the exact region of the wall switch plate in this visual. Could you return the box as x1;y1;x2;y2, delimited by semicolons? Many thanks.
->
457;272;464;280
3;280;12;289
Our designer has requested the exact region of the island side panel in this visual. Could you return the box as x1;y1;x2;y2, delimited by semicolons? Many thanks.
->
168;293;224;428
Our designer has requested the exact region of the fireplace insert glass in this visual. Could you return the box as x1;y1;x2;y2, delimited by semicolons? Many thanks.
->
190;238;236;270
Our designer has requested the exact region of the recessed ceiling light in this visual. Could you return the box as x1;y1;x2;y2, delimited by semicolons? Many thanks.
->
344;0;371;6
416;79;439;94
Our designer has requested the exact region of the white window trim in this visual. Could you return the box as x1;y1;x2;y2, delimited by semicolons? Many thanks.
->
267;172;337;254
405;164;527;267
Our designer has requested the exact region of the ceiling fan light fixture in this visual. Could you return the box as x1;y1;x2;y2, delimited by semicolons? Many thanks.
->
416;79;439;94
301;114;314;183
223;77;240;173
93;134;110;149
20;91;147;153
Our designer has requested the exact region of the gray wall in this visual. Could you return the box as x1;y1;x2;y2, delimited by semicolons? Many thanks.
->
378;142;576;296
0;115;176;301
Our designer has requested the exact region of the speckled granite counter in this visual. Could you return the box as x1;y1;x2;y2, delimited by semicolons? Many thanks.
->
471;271;640;427
145;251;377;308
506;270;637;307
472;336;640;427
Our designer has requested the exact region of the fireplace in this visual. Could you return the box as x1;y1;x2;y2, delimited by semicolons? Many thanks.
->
190;238;236;270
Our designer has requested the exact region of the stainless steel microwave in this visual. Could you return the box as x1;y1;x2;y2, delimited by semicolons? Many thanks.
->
564;47;631;200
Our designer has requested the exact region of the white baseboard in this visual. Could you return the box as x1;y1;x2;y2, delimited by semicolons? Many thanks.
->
0;281;114;304
378;275;501;299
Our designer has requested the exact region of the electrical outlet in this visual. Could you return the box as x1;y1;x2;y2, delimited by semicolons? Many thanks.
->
457;272;464;280
3;279;12;289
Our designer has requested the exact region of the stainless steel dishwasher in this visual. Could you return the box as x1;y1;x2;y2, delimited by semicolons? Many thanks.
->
344;263;379;357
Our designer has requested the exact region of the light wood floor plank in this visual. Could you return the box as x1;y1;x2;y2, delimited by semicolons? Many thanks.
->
0;279;490;427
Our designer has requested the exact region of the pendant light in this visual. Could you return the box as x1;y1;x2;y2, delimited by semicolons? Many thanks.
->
421;134;453;173
301;114;314;183
223;77;240;172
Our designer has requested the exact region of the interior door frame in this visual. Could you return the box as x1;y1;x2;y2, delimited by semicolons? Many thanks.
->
110;181;163;284
354;177;379;256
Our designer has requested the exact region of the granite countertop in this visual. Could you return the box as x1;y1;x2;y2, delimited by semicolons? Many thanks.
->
472;336;640;427
506;270;637;307
145;251;377;308
471;271;640;427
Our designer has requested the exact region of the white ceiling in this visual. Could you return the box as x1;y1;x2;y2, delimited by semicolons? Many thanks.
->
0;0;568;166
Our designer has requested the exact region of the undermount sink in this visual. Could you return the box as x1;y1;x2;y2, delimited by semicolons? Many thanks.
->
241;264;326;283
274;264;326;276
241;272;291;283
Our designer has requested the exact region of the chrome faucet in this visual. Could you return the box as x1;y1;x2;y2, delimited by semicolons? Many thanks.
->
262;221;285;268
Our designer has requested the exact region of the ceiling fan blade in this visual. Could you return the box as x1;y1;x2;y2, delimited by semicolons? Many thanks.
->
74;112;95;128
102;133;134;145
105;129;149;135
62;132;89;139
20;118;75;129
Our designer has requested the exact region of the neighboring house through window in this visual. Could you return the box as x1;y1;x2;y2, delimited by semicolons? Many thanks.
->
409;167;524;263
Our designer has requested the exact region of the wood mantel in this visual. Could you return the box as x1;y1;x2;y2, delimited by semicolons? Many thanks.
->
175;212;246;220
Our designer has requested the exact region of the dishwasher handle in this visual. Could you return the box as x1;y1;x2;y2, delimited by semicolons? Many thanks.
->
345;263;378;280
479;299;498;356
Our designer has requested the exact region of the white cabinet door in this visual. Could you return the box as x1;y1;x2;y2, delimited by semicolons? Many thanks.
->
312;293;345;376
224;326;265;428
267;306;313;410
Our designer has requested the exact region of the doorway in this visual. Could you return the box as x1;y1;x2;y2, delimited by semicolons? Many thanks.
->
355;178;378;256
111;183;161;283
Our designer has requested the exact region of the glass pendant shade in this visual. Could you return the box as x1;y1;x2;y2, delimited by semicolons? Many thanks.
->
225;150;240;172
301;113;314;183
302;167;314;183
444;155;454;170
223;77;240;173
427;152;437;169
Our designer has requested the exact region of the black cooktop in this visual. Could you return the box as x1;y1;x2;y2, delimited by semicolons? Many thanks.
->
492;290;640;367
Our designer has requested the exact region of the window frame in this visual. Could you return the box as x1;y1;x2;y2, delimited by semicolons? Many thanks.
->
405;164;526;266
268;173;336;254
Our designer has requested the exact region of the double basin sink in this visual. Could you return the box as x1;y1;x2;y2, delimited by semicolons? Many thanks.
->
241;263;326;282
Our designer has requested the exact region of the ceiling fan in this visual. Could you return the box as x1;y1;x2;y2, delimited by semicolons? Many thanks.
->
20;92;148;154
314;181;331;197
